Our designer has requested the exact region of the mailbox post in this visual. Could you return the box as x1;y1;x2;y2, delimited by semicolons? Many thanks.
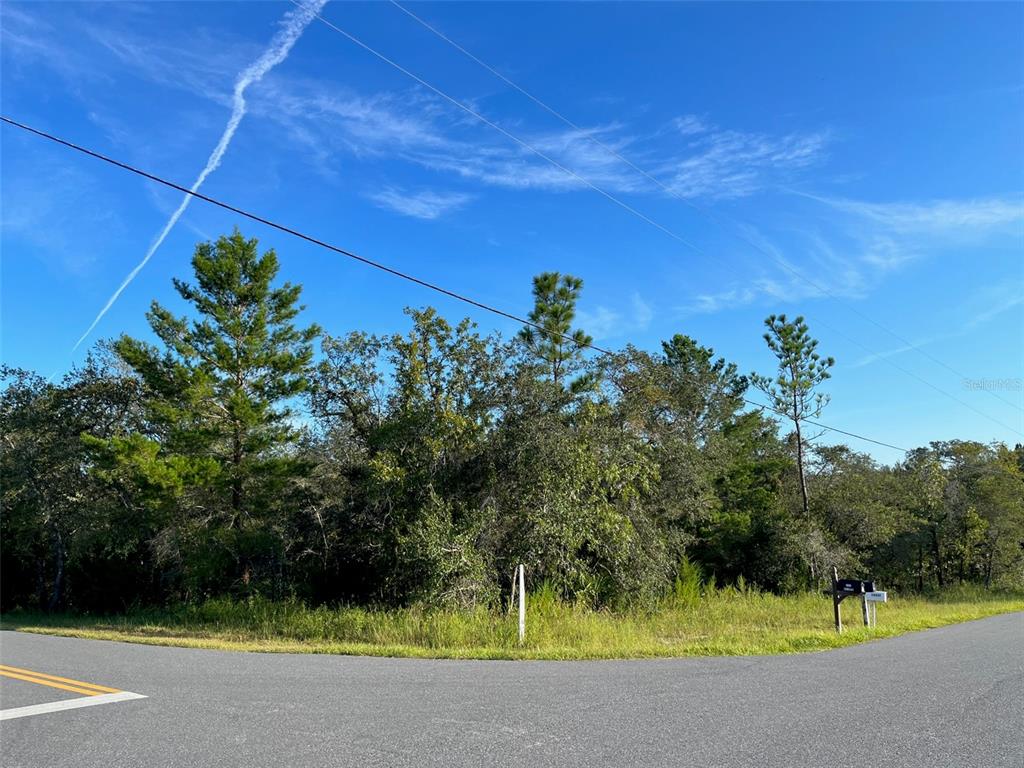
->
859;580;875;628
828;569;882;633
832;569;842;633
829;568;863;632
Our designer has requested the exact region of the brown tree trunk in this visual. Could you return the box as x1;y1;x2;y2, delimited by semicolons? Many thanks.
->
794;414;809;517
46;528;64;613
232;425;243;516
931;525;945;588
917;544;924;592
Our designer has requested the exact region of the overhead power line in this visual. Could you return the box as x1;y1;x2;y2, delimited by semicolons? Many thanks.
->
2;114;913;453
387;0;1020;414
388;0;1023;417
298;0;1023;439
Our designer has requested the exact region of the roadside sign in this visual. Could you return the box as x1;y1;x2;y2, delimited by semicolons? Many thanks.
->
863;591;886;628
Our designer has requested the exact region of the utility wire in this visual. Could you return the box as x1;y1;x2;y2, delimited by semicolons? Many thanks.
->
0;117;553;340
387;0;1023;416
290;2;706;256
1;114;912;453
388;0;1019;413
299;0;1023;439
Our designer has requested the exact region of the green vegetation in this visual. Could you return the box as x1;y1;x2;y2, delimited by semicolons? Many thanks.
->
751;313;835;521
3;230;1022;656
4;587;1020;660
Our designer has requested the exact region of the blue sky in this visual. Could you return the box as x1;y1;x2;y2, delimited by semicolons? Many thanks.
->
2;1;1022;463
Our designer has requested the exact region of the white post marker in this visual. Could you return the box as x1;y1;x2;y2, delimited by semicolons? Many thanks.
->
517;563;526;645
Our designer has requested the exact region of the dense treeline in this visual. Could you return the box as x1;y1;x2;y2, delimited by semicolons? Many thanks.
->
3;231;1022;613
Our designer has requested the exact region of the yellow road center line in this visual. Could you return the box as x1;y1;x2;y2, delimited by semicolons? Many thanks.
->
0;665;120;694
0;669;103;696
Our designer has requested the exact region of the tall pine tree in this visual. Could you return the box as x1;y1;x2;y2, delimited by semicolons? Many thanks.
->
94;230;319;595
751;314;834;519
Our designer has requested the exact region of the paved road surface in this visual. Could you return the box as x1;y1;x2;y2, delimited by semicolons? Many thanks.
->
1;613;1021;767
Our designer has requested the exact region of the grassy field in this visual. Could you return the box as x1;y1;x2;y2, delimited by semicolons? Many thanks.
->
3;585;1021;660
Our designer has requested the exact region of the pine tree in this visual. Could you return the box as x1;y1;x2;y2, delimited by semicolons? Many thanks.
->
752;314;834;519
518;272;593;392
97;230;320;592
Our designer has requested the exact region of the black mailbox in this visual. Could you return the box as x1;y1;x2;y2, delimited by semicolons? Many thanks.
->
830;569;883;633
836;579;864;594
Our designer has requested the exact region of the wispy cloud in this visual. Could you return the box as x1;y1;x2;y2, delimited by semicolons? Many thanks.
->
72;0;327;350
367;187;472;220
0;159;122;277
681;191;1024;317
6;5;836;208
575;306;621;340
851;281;1024;369
962;281;1024;330
798;193;1024;234
663;129;829;199
577;293;654;340
677;218;868;316
631;292;654;330
391;120;648;194
860;235;916;272
681;277;816;315
253;61;829;199
672;114;708;136
682;286;758;315
253;76;647;192
850;335;948;369
84;20;244;109
0;4;118;91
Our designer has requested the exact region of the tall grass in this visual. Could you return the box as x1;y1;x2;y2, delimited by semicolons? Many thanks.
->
4;584;1020;660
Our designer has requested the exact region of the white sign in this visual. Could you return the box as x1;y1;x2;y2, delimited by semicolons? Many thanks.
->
864;591;887;602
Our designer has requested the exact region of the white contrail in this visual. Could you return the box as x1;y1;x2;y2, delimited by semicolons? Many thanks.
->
73;0;327;350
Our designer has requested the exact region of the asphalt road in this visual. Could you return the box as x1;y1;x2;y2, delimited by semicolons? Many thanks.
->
1;613;1021;768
